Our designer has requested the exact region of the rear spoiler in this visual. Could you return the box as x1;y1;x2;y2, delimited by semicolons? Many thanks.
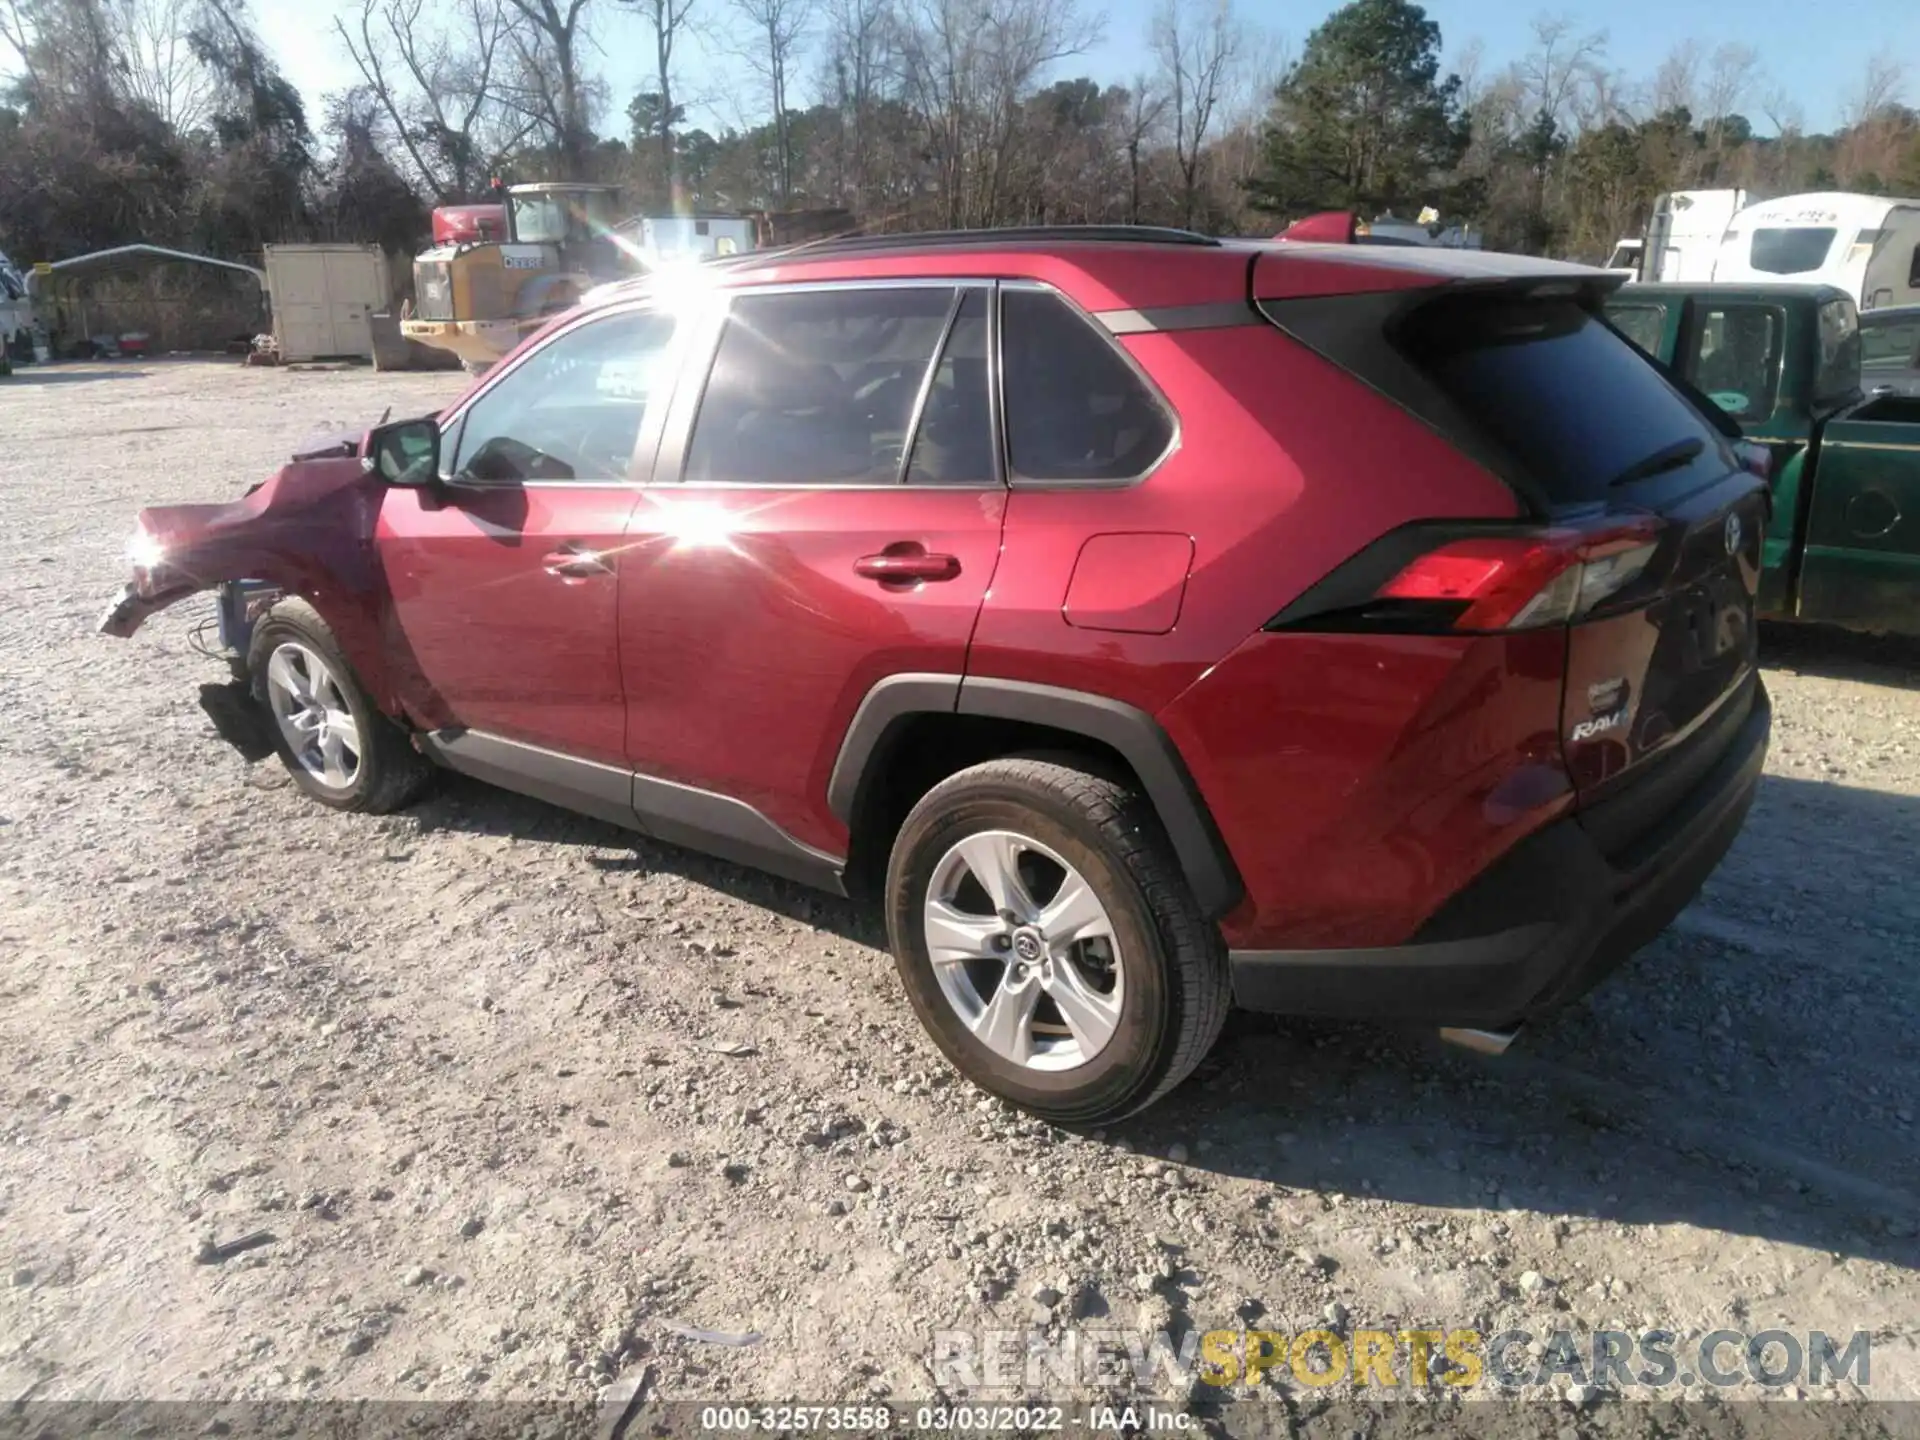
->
1275;212;1434;247
1276;211;1362;244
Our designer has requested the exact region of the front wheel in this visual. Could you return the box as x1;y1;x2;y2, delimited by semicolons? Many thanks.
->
249;599;433;813
884;758;1230;1124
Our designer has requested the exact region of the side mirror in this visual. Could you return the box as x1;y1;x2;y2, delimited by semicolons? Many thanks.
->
363;417;441;487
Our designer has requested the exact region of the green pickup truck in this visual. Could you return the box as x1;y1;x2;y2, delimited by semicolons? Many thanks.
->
1605;282;1920;636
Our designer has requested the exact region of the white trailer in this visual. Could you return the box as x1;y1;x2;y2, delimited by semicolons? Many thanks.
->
1641;189;1749;282
264;243;394;362
1708;192;1920;310
636;215;758;263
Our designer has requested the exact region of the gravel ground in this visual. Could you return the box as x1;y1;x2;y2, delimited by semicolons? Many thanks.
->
2;360;1918;1414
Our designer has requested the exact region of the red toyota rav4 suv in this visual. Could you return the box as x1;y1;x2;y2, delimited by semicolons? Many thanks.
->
102;226;1771;1122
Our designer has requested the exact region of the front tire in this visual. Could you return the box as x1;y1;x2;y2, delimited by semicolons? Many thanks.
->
884;758;1230;1124
249;599;433;813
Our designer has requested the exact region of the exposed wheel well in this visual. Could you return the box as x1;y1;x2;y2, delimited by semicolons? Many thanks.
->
843;712;1140;899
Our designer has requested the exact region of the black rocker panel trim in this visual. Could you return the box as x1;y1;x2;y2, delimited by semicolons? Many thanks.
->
422;728;847;895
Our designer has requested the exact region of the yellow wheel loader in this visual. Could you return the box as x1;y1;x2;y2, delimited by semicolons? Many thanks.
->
401;182;639;374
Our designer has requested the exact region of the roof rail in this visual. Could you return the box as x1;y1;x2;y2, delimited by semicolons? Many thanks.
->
735;224;1220;261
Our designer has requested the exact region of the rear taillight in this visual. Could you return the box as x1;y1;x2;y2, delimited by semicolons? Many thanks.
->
1734;441;1771;481
1274;519;1664;635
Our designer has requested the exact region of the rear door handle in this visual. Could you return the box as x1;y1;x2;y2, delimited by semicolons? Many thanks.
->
853;548;961;584
543;543;613;579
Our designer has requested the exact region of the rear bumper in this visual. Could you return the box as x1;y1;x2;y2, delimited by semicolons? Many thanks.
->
1229;680;1771;1027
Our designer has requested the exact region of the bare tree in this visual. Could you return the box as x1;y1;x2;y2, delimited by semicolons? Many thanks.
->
1649;38;1700;118
1699;41;1758;151
1758;82;1803;138
625;0;699;199
337;0;537;200
107;0;216;130
816;0;893;209
1150;0;1239;229
1121;71;1164;222
1841;54;1905;129
1518;15;1608;132
894;0;1097;227
1838;55;1907;184
730;0;811;202
499;0;595;176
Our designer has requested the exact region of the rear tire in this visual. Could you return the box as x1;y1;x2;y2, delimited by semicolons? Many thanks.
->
248;599;433;813
884;757;1230;1124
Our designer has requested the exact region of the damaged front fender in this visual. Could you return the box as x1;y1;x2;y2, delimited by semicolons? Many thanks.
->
97;448;407;710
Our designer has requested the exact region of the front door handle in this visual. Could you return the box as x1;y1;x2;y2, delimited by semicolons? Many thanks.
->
543;543;613;579
853;547;961;584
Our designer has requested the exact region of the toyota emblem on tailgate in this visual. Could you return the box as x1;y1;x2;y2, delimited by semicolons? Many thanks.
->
1725;512;1743;556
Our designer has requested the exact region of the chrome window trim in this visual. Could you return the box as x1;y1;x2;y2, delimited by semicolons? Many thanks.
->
896;289;965;485
997;278;1181;491
659;277;1005;491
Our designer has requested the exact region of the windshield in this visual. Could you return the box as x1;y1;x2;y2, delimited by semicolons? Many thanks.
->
510;192;617;244
510;195;568;244
1749;227;1836;275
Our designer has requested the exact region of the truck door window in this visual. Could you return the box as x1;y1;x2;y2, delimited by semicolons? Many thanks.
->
450;309;677;484
1686;304;1784;421
1606;304;1666;356
1815;298;1863;406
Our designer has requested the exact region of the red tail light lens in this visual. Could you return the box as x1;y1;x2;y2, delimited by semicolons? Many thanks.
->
1374;520;1663;632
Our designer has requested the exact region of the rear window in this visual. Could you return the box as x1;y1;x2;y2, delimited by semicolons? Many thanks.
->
1750;227;1835;274
1606;302;1667;355
1402;297;1736;509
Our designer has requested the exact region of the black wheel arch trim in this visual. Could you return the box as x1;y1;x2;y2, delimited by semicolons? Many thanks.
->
828;672;1243;920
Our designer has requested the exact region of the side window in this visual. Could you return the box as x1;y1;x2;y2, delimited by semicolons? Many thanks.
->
1607;303;1667;356
1815;297;1862;405
1910;243;1920;289
1861;320;1918;369
906;290;994;485
684;286;954;485
1685;304;1784;422
1001;288;1174;482
451;309;676;483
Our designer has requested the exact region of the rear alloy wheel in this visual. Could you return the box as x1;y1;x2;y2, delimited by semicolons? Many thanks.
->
923;831;1126;1072
248;598;434;813
886;757;1230;1124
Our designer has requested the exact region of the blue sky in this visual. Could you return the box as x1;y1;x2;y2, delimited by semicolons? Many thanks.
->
250;0;1911;140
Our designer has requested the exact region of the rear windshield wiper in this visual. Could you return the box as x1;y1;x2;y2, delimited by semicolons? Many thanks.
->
1607;437;1704;488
